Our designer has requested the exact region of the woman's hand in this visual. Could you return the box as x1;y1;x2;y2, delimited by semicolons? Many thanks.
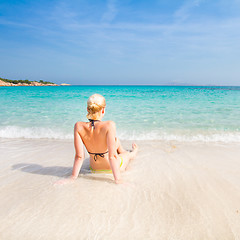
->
115;179;135;188
115;179;124;184
54;176;77;185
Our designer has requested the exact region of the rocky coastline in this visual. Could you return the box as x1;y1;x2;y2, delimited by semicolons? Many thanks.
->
0;78;70;87
0;80;58;86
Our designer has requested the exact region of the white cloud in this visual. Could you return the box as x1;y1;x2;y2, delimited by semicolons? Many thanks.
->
0;18;36;29
101;0;118;23
174;0;204;21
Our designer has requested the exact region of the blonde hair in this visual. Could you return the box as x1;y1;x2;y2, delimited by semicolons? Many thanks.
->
86;94;106;120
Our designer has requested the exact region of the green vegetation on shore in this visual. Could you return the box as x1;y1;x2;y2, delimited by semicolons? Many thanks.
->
0;77;54;85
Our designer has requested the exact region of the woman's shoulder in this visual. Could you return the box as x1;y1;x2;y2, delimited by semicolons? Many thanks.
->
74;120;116;130
103;120;115;124
101;120;116;131
74;121;87;130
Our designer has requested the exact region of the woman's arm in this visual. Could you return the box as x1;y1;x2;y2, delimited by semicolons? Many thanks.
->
71;122;85;179
106;121;121;183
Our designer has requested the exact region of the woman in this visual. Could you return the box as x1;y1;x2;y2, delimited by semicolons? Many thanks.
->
68;94;138;184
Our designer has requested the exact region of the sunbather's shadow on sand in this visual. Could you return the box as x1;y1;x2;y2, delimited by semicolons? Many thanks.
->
11;161;114;183
12;159;91;178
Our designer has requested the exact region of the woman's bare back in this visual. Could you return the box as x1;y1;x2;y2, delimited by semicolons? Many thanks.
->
76;120;115;170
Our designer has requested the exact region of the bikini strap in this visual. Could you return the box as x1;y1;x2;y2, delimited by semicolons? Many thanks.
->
88;119;100;129
88;151;109;161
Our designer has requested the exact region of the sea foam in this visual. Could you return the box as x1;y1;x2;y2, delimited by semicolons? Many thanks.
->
0;126;72;140
1;125;240;143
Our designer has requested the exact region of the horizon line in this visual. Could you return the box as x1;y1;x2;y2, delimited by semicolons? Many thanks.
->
61;84;240;87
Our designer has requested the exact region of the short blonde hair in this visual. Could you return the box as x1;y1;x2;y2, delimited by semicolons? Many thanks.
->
86;94;106;120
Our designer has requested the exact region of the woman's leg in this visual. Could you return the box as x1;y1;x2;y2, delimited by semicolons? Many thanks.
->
115;138;138;171
115;137;127;154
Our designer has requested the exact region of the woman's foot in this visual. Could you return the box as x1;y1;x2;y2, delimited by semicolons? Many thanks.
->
130;143;138;160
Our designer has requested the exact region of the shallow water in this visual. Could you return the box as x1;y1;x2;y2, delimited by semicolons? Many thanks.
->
1;139;240;240
0;86;240;142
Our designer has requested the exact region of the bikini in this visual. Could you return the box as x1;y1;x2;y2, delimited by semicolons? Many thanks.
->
88;119;123;173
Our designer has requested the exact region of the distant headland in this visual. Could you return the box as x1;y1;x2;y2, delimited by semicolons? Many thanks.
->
0;77;70;86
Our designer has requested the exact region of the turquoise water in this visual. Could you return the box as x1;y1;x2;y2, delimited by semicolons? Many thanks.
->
0;86;240;142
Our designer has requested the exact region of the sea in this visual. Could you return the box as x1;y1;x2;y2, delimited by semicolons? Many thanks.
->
0;85;240;142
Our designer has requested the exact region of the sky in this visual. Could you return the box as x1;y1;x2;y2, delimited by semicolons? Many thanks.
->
0;0;240;85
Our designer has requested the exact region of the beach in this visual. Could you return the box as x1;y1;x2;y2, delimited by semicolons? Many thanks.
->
0;138;240;239
0;85;240;239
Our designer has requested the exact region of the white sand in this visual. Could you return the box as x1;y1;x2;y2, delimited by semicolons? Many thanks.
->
0;138;240;240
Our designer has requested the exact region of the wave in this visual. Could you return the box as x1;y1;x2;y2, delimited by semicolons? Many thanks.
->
0;126;72;140
1;126;240;143
118;130;240;143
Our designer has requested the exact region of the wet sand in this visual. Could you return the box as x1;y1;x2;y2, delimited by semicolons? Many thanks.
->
0;138;240;240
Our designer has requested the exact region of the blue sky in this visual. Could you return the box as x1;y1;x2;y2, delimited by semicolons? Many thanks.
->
0;0;240;85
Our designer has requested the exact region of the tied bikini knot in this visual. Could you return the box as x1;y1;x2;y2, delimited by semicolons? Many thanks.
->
88;119;100;129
